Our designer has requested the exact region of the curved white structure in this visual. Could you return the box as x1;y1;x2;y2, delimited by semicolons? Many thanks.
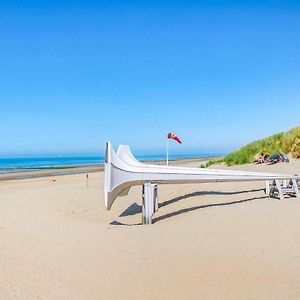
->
104;142;299;224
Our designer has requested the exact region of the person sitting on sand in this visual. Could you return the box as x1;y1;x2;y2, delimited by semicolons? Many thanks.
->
258;152;265;164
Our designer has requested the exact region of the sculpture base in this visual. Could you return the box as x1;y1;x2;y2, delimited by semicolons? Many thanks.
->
142;183;158;225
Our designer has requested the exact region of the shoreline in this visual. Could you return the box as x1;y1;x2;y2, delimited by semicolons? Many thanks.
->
0;156;222;181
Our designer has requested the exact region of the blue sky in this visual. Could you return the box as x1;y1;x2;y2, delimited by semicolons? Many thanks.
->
0;1;299;156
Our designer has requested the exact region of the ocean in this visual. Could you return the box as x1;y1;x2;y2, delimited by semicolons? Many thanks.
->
0;154;219;174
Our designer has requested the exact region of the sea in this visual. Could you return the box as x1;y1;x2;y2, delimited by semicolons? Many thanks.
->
0;154;220;174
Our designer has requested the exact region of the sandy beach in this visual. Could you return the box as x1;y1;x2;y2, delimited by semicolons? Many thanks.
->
1;158;300;299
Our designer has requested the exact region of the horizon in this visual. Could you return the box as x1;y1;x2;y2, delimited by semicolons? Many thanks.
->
1;1;299;156
0;149;226;158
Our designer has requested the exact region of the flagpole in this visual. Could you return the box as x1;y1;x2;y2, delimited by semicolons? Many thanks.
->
166;138;169;166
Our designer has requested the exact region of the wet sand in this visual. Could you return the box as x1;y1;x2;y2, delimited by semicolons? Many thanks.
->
0;157;215;181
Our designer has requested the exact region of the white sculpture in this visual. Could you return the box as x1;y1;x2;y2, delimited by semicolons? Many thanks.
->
104;142;299;224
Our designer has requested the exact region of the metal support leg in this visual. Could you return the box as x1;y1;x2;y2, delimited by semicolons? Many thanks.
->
283;180;287;188
265;180;270;196
292;179;300;199
142;182;155;225
154;184;159;212
275;179;284;200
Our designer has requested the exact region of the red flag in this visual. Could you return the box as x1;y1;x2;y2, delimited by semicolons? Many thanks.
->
167;132;182;144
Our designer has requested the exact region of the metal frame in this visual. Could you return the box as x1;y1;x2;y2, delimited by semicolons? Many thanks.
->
267;179;300;200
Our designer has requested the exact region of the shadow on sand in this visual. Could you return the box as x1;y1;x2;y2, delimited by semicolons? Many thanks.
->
110;188;266;226
110;220;142;226
158;188;264;209
153;195;267;223
119;202;142;217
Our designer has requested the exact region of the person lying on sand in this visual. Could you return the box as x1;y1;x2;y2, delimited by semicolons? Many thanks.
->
267;153;289;165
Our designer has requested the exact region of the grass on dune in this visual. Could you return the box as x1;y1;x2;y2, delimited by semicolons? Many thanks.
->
201;126;300;168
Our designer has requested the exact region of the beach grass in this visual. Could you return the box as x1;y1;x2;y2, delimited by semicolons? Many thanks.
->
201;126;300;167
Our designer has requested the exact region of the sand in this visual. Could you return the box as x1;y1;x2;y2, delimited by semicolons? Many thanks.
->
1;158;300;299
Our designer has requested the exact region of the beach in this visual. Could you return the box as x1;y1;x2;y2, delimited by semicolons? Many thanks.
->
1;158;300;299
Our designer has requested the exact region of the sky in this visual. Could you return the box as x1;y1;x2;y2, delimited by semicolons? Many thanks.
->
0;0;299;156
